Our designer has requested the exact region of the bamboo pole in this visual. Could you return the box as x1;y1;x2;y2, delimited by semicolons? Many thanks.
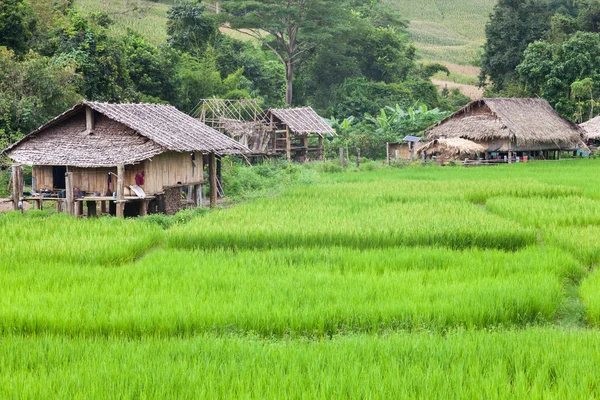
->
209;153;217;208
116;164;125;218
65;172;74;216
285;127;291;161
11;164;23;212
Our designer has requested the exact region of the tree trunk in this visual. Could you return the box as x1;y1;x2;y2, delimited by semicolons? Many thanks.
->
285;60;294;107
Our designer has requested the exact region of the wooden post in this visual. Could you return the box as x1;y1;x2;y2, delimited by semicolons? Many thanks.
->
86;107;95;133
285;127;291;161
356;148;361;168
100;201;107;214
65;172;74;216
209;153;217;208
340;148;345;168
217;156;222;198
302;134;309;162
139;200;149;217
195;184;203;207
116;164;125;218
386;142;390;165
87;201;97;218
11;164;23;211
318;136;324;161
75;200;83;218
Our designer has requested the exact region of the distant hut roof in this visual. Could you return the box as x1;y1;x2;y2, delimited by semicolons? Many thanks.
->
268;107;336;136
580;115;600;140
3;101;248;167
426;98;586;147
417;138;485;159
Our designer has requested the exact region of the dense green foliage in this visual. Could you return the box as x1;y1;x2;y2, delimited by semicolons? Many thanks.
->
3;161;600;396
0;0;461;150
481;0;600;122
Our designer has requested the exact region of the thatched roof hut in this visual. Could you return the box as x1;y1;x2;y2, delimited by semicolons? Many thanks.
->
580;115;600;141
4;101;247;167
2;101;249;216
425;98;587;152
417;138;485;160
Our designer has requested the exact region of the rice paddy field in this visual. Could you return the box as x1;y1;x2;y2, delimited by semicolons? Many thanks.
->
4;159;600;398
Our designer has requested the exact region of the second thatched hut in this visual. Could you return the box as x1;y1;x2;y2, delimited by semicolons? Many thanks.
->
425;98;588;161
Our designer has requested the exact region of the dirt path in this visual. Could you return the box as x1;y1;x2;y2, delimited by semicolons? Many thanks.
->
0;199;31;212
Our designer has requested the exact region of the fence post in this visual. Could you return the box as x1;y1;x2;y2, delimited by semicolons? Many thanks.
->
339;148;345;168
356;148;361;168
11;164;23;212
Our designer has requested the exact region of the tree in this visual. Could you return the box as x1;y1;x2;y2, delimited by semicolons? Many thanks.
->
0;0;37;55
0;48;81;147
517;32;600;121
167;0;217;55
219;0;351;106
480;0;551;90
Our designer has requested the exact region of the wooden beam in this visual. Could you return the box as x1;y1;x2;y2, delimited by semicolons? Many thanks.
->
86;107;95;133
318;136;324;161
209;153;217;208
116;164;125;218
65;172;74;216
285;127;291;161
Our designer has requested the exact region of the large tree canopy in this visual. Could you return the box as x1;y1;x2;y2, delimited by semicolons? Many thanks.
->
219;0;352;106
0;0;37;55
480;0;551;90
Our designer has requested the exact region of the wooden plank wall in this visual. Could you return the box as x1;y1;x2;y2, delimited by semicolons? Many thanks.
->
33;166;54;190
71;167;117;195
144;151;203;194
31;151;204;195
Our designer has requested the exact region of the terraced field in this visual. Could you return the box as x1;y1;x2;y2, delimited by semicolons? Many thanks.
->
3;160;600;397
74;0;492;97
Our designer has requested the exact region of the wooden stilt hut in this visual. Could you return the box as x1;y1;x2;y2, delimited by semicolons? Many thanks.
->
425;98;588;162
263;107;336;162
2;101;248;217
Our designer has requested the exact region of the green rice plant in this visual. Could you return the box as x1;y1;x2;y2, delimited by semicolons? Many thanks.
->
486;196;600;228
580;270;600;327
0;211;163;266
1;329;600;399
544;226;600;266
168;181;537;250
0;247;580;336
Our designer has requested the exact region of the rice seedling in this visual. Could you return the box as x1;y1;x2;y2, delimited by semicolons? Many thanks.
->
544;226;600;266
0;247;581;336
1;328;600;399
0;211;163;266
486;196;600;228
580;270;600;327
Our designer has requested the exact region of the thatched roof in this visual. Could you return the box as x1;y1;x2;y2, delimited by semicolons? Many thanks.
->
580;115;600;140
426;98;586;148
268;107;336;136
418;138;485;159
3;101;248;167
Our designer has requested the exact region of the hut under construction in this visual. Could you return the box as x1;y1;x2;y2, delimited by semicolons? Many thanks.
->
425;98;588;161
195;99;336;161
2;101;248;217
263;107;336;162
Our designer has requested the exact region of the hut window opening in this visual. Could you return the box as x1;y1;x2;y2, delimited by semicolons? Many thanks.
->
52;166;67;189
